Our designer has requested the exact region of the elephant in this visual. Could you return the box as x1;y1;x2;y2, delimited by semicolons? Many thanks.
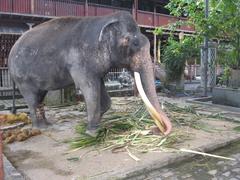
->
8;11;172;136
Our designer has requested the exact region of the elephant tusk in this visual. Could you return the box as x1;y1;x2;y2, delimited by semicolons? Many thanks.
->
134;72;172;135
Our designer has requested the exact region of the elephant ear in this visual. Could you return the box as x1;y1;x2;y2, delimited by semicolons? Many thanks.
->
98;19;119;42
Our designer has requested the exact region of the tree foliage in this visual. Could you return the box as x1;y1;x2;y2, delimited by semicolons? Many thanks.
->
163;36;199;81
166;0;240;68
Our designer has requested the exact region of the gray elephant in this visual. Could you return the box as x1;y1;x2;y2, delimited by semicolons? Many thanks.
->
9;11;172;135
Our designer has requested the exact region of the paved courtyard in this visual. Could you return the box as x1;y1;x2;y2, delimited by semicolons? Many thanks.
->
1;95;240;180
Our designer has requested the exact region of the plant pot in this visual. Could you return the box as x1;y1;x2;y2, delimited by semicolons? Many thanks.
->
229;69;240;88
176;73;185;92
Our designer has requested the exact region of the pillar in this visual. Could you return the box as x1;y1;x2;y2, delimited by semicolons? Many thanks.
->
200;42;217;91
31;0;34;14
84;0;88;16
153;33;157;65
157;38;161;63
176;32;185;91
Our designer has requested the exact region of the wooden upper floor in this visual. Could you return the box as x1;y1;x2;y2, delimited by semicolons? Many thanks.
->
0;0;194;32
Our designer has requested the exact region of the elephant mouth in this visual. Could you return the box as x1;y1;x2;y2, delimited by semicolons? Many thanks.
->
134;72;172;135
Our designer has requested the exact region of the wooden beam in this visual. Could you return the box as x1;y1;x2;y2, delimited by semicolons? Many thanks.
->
135;0;138;21
132;0;138;21
153;33;157;64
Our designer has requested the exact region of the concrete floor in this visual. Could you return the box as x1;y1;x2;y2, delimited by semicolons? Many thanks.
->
2;96;240;180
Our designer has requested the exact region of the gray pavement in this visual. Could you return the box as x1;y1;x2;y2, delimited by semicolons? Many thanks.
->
3;142;240;180
2;95;240;180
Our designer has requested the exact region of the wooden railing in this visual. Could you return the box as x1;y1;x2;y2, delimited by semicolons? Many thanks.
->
0;0;194;31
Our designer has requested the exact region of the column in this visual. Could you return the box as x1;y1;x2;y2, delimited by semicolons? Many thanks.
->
84;0;88;16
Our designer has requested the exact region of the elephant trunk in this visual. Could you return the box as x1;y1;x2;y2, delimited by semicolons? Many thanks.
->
134;60;172;135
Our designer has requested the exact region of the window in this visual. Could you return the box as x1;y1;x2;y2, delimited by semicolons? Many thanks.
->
138;0;154;12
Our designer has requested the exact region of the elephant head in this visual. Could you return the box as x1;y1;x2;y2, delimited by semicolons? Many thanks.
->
99;12;172;135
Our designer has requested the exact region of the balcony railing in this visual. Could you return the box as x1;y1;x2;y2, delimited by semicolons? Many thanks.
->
0;0;194;32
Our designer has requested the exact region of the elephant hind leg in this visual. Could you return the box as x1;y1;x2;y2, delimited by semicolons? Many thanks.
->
18;84;49;128
35;90;50;126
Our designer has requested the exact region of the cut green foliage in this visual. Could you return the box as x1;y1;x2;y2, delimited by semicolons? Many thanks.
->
164;102;197;114
67;157;80;162
233;126;240;132
70;101;213;151
164;102;205;130
206;113;227;120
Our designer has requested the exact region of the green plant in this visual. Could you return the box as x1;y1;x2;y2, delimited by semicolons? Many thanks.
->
218;66;231;86
165;0;240;70
217;44;240;70
162;36;199;81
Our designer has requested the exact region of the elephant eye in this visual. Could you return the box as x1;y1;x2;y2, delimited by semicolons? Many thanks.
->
133;39;139;47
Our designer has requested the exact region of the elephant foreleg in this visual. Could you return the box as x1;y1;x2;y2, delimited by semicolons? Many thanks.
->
82;81;101;136
70;70;101;136
100;79;111;115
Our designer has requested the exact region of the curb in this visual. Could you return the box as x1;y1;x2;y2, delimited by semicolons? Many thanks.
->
186;97;240;113
3;155;25;180
0;132;3;180
106;135;240;179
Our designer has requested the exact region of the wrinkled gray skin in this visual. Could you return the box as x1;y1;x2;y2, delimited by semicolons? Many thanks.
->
9;12;162;134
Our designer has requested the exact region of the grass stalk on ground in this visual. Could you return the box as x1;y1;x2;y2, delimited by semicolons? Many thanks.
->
70;101;220;151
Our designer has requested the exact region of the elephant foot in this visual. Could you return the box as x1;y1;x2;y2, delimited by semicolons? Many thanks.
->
100;103;111;116
85;129;98;137
86;122;99;137
32;120;52;129
33;104;52;129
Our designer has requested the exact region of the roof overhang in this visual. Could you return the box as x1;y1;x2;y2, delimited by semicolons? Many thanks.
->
0;12;52;24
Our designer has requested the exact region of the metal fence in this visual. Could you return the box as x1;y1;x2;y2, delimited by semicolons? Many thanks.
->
0;67;11;87
184;64;201;80
105;68;133;90
0;34;20;99
0;66;133;99
0;67;17;98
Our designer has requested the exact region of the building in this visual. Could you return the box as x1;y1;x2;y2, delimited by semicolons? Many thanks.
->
0;0;194;98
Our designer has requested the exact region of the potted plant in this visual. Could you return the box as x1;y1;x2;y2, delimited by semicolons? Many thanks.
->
162;36;199;91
